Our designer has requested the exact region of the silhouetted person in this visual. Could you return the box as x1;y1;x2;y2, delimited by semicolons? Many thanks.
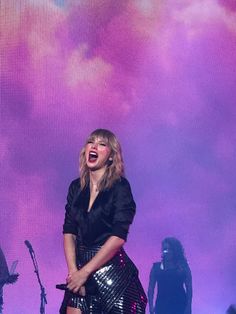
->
0;247;19;314
227;305;236;314
148;237;192;314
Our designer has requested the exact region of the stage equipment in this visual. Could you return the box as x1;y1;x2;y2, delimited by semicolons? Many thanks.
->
24;240;47;314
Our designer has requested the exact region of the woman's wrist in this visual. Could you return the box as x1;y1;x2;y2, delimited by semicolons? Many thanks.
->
81;266;92;276
68;267;78;275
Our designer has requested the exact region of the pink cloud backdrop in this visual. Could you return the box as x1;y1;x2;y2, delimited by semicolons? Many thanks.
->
1;0;236;313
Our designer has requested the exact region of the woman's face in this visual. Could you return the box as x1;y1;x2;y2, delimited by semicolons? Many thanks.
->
161;242;174;261
85;136;112;171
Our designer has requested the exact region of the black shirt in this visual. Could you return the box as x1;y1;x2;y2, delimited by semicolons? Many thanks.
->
149;262;187;314
63;177;136;246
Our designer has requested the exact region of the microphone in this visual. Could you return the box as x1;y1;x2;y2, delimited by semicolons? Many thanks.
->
24;240;34;252
56;284;86;296
56;284;68;291
162;249;169;260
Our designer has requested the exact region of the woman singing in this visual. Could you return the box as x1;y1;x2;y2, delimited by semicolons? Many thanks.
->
61;129;147;314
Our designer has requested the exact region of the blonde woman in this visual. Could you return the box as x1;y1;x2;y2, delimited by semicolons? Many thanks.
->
61;129;147;314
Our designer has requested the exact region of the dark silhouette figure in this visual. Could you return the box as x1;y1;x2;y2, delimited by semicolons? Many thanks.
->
148;237;192;314
0;247;19;314
227;305;236;314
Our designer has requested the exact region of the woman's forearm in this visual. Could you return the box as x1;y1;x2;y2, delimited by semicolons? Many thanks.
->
66;235;124;293
186;287;192;307
82;236;125;275
147;291;154;313
148;281;155;313
63;233;78;273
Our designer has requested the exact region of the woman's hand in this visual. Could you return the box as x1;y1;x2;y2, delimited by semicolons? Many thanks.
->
78;285;86;296
66;268;90;294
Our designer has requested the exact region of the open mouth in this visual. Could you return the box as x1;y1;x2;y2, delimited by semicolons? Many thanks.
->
88;151;98;162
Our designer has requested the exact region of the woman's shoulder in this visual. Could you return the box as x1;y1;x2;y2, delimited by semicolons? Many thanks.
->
152;262;161;271
68;177;81;192
153;261;161;267
111;177;134;196
181;261;192;275
113;176;131;188
150;262;162;275
70;177;80;185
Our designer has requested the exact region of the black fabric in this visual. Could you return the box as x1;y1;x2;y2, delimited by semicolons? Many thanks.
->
62;179;81;235
150;262;187;314
63;177;136;245
61;177;147;313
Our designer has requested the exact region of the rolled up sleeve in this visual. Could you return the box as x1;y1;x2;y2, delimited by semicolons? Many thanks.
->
63;180;79;235
111;178;136;241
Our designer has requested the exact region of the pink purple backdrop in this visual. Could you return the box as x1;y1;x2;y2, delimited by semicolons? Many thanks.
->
1;1;236;313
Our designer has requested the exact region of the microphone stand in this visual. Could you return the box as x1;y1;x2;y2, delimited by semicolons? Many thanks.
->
25;243;47;314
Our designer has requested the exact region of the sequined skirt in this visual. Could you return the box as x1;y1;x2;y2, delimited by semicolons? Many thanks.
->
66;245;147;313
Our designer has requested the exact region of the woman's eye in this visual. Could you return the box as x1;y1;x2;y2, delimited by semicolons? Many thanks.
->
99;143;106;147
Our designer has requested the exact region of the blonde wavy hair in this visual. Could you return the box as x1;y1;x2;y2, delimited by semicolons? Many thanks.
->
79;129;124;191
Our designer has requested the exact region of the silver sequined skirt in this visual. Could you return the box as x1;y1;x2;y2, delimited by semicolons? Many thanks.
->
66;245;147;313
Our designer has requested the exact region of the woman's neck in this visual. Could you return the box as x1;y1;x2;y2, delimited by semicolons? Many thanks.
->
89;168;106;188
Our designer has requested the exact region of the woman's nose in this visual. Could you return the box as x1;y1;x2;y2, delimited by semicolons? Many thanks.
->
91;142;98;149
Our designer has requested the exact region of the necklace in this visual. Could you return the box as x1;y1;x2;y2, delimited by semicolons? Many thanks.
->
90;182;99;192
